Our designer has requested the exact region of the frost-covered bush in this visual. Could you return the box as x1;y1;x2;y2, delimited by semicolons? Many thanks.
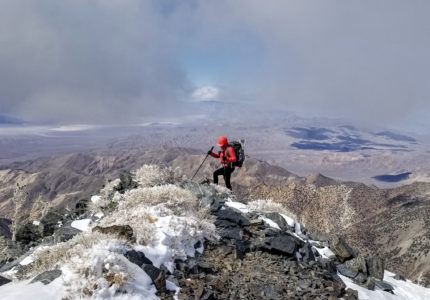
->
134;165;182;187
29;231;128;278
88;179;121;214
100;184;214;245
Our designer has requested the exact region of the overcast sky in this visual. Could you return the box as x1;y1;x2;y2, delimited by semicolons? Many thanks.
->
1;0;429;132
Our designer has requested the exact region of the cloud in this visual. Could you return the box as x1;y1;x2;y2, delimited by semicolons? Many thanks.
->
0;0;191;124
191;86;220;101
1;0;429;131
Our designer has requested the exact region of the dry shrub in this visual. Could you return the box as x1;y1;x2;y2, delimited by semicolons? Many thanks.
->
247;199;298;221
134;165;180;187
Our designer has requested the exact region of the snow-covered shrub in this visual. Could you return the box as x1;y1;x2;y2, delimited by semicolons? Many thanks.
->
99;184;214;245
88;179;121;214
134;165;181;187
29;231;127;278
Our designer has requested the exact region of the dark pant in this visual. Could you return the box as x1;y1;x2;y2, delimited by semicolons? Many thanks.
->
213;166;235;190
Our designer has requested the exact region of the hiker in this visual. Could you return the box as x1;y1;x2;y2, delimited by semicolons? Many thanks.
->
208;136;237;190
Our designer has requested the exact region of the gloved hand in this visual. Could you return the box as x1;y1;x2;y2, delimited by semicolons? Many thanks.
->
207;150;212;155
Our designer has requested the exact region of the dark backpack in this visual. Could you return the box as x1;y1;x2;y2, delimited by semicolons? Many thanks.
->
227;140;245;167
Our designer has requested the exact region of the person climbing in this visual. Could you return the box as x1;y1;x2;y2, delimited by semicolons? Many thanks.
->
208;136;237;190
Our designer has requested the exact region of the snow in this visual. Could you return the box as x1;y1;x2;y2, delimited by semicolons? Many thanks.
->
225;200;250;213
137;214;211;273
339;271;430;300
0;278;67;300
280;213;296;227
32;220;40;226
71;218;92;231
91;195;102;203
314;246;336;259
19;256;34;266
94;212;104;219
294;222;302;234
260;217;281;230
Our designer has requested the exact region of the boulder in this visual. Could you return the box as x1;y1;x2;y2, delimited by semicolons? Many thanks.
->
92;225;134;242
363;276;376;290
183;182;219;208
345;256;367;274
143;264;166;291
337;263;359;279
317;257;337;274
345;288;359;300
366;256;384;281
214;207;250;227
353;272;368;284
0;275;11;286
330;236;355;262
124;250;153;267
30;269;62;285
264;212;291;232
375;280;394;294
263;234;298;256
53;225;81;243
299;242;316;261
218;227;242;241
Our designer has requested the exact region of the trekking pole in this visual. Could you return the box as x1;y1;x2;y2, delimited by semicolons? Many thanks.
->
191;146;214;181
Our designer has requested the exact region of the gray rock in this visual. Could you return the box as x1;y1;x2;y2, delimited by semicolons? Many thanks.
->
183;182;219;208
299;242;316;261
345;288;359;300
317;257;337;274
143;264;166;291
330;236;355;262
363;276;376;290
367;256;384;281
124;250;152;267
0;275;11;286
393;274;406;281
218;227;242;241
264;212;291;232
345;256;367;273
214;207;250;227
298;279;312;289
53;225;81;243
30;269;62;285
354;272;368;284
264;234;298;256
375;280;394;294
337;263;359;278
309;232;329;243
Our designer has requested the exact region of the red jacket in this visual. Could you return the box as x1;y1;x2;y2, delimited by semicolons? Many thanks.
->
211;147;237;167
